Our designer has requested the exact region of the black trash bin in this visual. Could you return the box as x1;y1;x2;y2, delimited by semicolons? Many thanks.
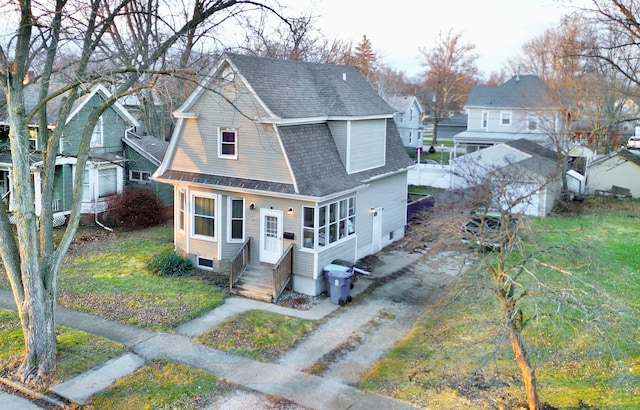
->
326;270;353;306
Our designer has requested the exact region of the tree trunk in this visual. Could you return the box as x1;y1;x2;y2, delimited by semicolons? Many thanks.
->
17;275;56;383
509;330;540;410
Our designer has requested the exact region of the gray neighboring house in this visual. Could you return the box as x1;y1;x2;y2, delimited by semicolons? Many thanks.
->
435;112;468;140
153;53;414;299
455;74;567;153
384;95;424;154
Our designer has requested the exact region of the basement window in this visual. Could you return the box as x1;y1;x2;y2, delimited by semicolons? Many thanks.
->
197;257;214;269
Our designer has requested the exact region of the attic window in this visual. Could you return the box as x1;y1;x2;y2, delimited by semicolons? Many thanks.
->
218;128;237;159
221;67;234;82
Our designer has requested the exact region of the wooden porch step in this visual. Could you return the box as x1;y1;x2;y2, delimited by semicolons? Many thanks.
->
232;265;273;303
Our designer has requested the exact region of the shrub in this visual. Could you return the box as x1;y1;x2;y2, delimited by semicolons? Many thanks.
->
148;251;194;277
105;188;167;230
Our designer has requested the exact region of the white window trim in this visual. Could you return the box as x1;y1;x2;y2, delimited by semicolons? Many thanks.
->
177;188;186;234
77;163;123;204
191;191;218;241
302;197;356;251
226;197;245;243
218;127;238;159
129;170;151;183
481;111;488;130
90;116;104;148
500;111;512;126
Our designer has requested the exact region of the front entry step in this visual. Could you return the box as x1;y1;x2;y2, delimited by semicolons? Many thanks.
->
232;265;273;303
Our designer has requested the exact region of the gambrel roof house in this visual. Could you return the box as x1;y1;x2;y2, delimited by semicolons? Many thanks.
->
452;138;562;217
455;74;568;153
384;95;424;152
154;53;414;299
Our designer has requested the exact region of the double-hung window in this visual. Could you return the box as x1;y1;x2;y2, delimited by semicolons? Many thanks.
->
481;111;488;129
178;189;186;232
219;128;237;159
302;197;355;250
528;115;538;130
500;111;512;126
227;197;244;242
91;116;104;148
193;193;216;239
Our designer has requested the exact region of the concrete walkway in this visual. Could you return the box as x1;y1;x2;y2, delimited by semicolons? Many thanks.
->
0;249;454;409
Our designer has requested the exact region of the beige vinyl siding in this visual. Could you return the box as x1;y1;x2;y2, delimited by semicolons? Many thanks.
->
348;119;386;173
170;80;293;184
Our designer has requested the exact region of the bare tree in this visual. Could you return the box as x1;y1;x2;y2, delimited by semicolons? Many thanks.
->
0;0;287;384
419;29;480;145
417;146;565;409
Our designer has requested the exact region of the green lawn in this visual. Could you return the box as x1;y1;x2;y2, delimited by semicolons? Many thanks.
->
195;310;317;362
55;224;226;331
0;309;126;387
361;201;640;409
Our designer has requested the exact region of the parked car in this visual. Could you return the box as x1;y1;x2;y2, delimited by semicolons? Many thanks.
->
461;210;518;251
627;136;640;149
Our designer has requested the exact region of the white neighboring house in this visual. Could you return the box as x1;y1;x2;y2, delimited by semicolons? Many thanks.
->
452;139;562;217
586;149;640;198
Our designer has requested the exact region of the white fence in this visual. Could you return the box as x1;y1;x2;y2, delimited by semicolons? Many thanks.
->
408;164;453;188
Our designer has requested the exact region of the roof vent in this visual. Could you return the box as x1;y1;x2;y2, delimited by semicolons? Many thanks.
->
342;73;347;81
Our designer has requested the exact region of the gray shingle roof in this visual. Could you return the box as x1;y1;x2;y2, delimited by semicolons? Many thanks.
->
505;138;558;160
384;95;420;113
465;74;557;109
123;134;169;165
226;53;395;119
155;170;297;194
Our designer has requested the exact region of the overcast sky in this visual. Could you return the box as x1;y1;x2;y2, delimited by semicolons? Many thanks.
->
291;0;584;79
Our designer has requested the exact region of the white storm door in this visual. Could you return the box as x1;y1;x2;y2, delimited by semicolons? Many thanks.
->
260;208;283;264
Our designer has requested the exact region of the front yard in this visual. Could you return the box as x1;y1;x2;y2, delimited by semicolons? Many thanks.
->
0;223;227;331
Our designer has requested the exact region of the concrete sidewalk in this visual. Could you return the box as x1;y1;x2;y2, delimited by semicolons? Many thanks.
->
0;250;431;409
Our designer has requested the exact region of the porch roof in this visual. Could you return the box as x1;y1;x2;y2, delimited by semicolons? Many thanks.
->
155;170;297;195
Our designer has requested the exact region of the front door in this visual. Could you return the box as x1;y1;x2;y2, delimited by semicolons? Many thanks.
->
260;208;283;264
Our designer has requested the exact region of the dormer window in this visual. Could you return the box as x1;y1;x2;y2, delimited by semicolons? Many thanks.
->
218;128;238;159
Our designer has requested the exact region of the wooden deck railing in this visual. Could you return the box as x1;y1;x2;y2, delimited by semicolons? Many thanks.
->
229;237;251;292
272;243;294;302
